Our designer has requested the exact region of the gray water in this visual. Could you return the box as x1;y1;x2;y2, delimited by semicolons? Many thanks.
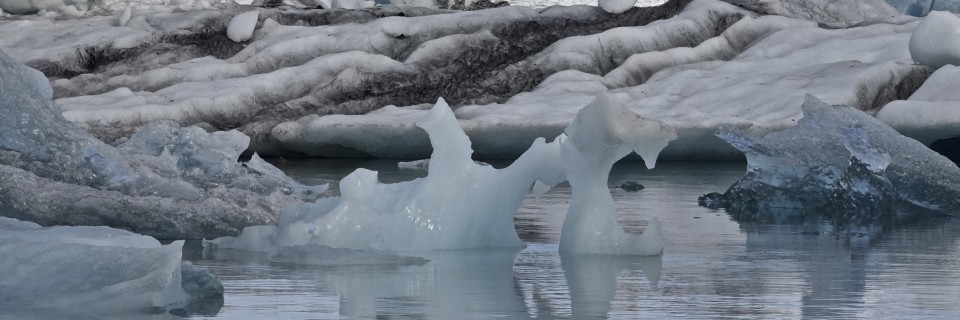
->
182;160;960;319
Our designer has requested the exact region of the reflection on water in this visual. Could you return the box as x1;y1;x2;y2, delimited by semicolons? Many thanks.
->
176;160;960;319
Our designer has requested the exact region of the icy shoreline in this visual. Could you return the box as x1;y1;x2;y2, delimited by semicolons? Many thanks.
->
2;0;957;161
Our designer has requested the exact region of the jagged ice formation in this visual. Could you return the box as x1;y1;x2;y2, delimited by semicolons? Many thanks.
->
0;49;326;238
207;95;673;256
699;96;960;225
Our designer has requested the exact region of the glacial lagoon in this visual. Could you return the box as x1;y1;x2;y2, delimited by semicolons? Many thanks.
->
176;160;960;319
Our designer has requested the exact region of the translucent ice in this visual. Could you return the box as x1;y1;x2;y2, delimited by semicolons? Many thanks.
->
701;96;960;224
210;95;672;256
268;98;566;251
0;217;221;314
556;95;675;255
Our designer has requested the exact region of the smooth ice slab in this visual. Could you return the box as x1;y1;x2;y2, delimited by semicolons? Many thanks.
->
0;217;221;315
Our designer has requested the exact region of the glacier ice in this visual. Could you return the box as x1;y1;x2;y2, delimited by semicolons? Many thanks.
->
0;49;325;238
0;217;222;314
700;95;960;224
726;0;900;28
886;0;960;15
252;0;928;161
1;0;947;163
908;11;960;68
208;95;671;256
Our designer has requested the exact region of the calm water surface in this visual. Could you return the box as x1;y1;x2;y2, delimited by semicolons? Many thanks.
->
182;160;960;319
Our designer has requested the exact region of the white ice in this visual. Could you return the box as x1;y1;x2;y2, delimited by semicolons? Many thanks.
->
908;11;960;68
0;217;191;314
4;0;958;162
878;65;960;144
727;0;901;28
599;0;637;14
227;10;259;42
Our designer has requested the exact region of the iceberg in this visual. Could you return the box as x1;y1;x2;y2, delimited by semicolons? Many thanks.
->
209;98;565;251
700;96;960;225
908;11;960;68
0;217;222;315
0;49;325;238
208;95;671;256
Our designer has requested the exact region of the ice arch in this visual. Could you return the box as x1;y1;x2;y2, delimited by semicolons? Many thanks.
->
208;95;676;256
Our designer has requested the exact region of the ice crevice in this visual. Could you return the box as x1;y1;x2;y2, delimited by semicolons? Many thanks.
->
207;94;675;256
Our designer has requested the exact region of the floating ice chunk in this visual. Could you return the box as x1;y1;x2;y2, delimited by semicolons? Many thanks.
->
304;98;565;251
397;159;431;169
701;95;960;223
557;95;675;255
213;96;672;256
599;0;638;14
909;11;960;68
268;245;429;266
227;10;260;42
0;217;221;314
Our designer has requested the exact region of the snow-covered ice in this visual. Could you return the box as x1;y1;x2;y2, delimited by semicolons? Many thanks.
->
878;65;960;144
0;217;222;314
701;96;960;224
908;11;960;68
3;0;950;161
726;0;900;28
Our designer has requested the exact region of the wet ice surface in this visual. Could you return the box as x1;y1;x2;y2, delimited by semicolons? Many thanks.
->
177;160;960;319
